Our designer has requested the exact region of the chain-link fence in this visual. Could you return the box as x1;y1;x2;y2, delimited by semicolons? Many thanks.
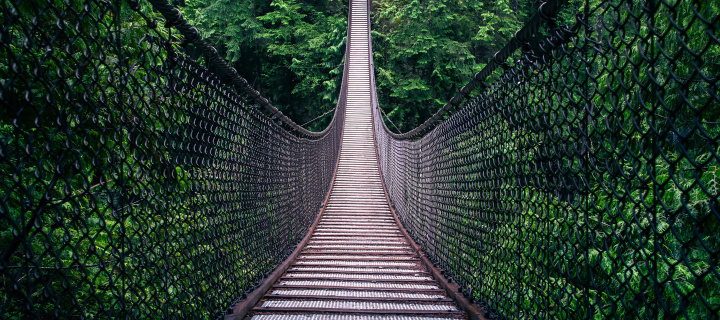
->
0;0;344;318
374;0;719;318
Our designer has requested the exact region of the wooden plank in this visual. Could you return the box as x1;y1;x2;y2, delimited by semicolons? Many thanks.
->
263;294;453;302
236;0;472;318
251;307;464;315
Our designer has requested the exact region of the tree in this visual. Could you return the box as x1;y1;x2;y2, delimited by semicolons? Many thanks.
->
182;0;347;130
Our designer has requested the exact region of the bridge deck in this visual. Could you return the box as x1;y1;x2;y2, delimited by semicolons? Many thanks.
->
247;0;466;318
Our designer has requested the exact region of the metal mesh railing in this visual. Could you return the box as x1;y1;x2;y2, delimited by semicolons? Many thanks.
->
0;0;345;318
373;0;719;318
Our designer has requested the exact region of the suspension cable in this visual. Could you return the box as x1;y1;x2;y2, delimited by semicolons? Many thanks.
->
300;107;338;127
378;107;401;133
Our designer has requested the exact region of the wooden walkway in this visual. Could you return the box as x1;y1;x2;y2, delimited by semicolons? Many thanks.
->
246;0;467;318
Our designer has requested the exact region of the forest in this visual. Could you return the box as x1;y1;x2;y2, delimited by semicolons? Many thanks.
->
0;0;718;319
166;0;720;318
178;0;573;131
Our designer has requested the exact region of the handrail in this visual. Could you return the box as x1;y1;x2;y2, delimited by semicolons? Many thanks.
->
0;0;346;318
226;3;356;317
371;0;720;318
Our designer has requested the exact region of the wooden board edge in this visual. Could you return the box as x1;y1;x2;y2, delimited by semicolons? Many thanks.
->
225;158;340;320
226;60;348;320
365;0;488;316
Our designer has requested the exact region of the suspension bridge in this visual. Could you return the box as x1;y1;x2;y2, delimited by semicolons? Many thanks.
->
1;0;718;319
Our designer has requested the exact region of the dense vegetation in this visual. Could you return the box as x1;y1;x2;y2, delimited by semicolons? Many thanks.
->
371;0;536;130
1;3;171;317
1;0;717;319
185;0;719;318
375;0;720;319
1;0;336;318
181;0;569;132
180;0;348;130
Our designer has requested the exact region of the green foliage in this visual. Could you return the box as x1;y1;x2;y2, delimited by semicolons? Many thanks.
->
182;0;347;130
371;0;480;130
0;1;177;317
370;0;588;132
1;1;331;318
2;0;717;319
384;0;720;318
370;0;539;131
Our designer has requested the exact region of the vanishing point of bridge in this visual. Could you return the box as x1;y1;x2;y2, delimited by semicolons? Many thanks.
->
1;0;718;319
245;0;466;317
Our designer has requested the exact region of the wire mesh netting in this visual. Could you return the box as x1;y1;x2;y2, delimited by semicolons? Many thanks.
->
374;0;719;318
0;0;344;318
